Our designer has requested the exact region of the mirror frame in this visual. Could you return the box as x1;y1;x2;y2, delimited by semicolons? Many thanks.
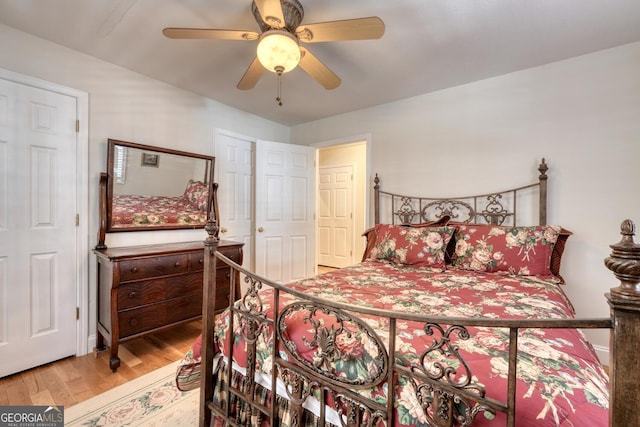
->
96;139;218;248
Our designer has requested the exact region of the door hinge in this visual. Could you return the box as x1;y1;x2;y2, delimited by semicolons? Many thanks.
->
76;307;80;320
76;120;80;133
76;214;80;226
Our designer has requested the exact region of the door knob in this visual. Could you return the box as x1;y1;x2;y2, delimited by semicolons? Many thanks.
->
220;227;228;233
258;226;264;232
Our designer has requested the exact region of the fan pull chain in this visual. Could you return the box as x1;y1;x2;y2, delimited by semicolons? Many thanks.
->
275;66;284;106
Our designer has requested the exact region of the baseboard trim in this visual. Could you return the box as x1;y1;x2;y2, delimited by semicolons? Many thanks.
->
87;334;97;355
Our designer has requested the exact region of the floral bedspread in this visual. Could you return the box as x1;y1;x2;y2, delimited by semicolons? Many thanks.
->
112;194;207;228
213;261;609;426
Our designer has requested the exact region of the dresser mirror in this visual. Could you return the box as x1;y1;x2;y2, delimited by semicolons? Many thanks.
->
96;139;218;248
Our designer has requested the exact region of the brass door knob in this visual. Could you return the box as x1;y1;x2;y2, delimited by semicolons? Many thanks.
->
220;227;228;233
258;226;264;232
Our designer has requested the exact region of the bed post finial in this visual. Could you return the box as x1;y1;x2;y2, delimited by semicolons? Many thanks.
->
605;219;640;295
204;217;219;252
605;219;640;427
538;158;548;179
538;158;548;225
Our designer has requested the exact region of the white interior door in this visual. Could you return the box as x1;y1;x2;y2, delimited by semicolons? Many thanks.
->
255;140;316;283
0;78;78;377
214;130;254;270
318;165;354;268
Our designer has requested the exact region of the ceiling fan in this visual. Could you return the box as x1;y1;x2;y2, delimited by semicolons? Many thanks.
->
162;0;385;93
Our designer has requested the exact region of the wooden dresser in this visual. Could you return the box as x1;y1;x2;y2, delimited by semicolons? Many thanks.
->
94;240;243;372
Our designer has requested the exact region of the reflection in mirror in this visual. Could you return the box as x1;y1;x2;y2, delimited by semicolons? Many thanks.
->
104;139;216;233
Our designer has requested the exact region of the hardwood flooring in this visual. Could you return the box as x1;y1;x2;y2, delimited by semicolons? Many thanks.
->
317;265;338;275
0;320;201;408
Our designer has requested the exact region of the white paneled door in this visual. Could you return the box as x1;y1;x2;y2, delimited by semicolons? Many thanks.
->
255;140;316;283
318;165;354;268
214;130;255;270
0;78;78;377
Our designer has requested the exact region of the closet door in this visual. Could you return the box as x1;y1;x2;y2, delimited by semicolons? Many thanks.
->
214;130;255;270
0;76;78;377
255;140;316;283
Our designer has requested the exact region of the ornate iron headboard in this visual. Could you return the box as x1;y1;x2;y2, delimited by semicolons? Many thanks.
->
374;158;548;226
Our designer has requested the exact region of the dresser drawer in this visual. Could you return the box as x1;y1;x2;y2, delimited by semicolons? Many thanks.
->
218;246;242;264
189;252;205;271
118;295;202;338
215;280;232;311
119;254;190;282
117;272;202;310
214;267;233;311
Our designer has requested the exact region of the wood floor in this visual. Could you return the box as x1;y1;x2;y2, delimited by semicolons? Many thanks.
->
0;320;202;408
317;265;338;274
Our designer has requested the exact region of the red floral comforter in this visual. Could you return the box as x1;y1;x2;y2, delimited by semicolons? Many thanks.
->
112;194;207;228
213;260;609;426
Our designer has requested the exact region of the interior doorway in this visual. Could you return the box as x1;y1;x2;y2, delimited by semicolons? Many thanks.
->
0;68;89;377
316;139;368;269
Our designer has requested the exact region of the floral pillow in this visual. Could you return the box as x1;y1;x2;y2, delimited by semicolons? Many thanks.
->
368;224;455;270
183;180;209;211
451;224;561;276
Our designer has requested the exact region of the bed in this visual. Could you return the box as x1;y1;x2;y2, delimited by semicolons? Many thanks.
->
185;159;640;426
111;179;209;228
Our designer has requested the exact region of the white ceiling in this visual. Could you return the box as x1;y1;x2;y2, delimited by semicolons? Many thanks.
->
1;0;640;126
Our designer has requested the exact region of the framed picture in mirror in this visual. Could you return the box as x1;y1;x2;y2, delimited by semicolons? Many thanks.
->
141;152;159;167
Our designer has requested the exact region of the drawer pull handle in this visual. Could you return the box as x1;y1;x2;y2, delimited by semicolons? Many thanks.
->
227;273;231;279
174;262;181;267
199;259;204;264
129;291;137;299
130;267;139;273
129;318;138;326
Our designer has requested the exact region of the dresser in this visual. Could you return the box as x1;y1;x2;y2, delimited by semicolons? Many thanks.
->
94;240;243;372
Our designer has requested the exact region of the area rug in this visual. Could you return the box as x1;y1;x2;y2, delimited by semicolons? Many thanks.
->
65;361;198;426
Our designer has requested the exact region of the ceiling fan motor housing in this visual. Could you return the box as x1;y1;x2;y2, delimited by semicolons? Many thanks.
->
252;0;304;33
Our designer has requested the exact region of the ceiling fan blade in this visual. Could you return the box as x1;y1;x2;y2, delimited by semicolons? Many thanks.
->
296;17;385;43
163;28;259;41
298;47;341;90
253;0;286;29
237;57;266;90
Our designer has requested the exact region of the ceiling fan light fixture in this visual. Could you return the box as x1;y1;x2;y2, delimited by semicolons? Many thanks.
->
257;30;300;74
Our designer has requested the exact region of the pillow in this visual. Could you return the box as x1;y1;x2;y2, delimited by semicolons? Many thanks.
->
367;224;455;270
361;215;451;261
183;180;209;211
451;224;561;276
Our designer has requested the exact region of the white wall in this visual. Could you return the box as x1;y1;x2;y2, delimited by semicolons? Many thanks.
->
0;23;290;353
292;41;640;356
